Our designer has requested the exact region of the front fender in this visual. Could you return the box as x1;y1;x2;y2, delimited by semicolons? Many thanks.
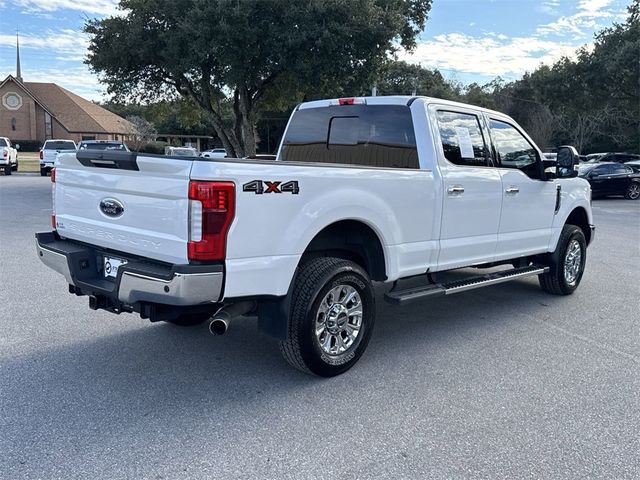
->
549;178;593;251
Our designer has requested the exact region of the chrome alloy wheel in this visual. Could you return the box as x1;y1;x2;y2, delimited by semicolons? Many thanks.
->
315;284;363;356
563;239;582;286
628;183;640;200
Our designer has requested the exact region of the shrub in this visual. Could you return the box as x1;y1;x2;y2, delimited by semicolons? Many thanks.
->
138;141;169;154
12;140;41;152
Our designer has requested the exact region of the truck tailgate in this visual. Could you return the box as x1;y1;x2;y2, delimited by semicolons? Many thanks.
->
42;150;54;163
54;151;193;264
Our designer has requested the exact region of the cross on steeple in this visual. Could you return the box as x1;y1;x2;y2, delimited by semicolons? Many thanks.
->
16;30;23;83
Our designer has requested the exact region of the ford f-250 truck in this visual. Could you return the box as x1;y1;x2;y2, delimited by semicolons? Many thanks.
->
36;96;594;377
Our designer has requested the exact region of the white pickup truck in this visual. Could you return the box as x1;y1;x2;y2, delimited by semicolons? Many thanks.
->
36;96;594;376
39;139;77;176
0;136;19;175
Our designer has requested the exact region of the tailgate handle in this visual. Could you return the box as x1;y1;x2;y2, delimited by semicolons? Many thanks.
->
76;151;139;171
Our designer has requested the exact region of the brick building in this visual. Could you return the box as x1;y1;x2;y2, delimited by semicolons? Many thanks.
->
0;35;134;145
0;75;134;145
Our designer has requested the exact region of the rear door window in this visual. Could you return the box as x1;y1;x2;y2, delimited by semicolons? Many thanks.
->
593;164;613;175
280;105;419;169
435;111;489;167
611;164;630;174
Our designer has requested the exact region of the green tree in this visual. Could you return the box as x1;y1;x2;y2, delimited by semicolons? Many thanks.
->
85;0;432;157
492;1;640;152
375;60;461;99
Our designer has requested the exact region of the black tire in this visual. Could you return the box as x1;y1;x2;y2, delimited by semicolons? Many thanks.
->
279;257;376;377
40;167;48;176
539;224;587;295
624;181;640;200
4;164;11;175
13;159;18;171
166;312;211;327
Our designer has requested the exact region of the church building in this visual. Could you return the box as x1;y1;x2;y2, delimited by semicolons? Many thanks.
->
0;35;134;145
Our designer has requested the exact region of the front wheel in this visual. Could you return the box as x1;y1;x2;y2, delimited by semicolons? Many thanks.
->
280;257;376;377
539;224;586;295
625;182;640;200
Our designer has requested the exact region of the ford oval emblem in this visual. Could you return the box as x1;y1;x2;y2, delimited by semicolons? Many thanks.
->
99;198;124;218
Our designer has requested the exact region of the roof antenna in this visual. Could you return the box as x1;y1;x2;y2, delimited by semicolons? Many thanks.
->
16;29;23;83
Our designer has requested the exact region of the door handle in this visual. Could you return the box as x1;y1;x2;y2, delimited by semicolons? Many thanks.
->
447;186;464;196
505;186;519;195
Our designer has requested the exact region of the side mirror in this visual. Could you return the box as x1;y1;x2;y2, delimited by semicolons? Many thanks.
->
556;145;579;178
15;144;20;150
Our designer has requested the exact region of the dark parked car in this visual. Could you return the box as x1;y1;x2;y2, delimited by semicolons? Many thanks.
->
579;162;640;200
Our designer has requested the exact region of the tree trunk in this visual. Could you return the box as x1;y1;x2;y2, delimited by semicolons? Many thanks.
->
239;87;257;157
180;80;258;158
229;87;257;158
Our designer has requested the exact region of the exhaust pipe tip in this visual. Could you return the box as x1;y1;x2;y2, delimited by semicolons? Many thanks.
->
209;317;229;336
207;301;256;337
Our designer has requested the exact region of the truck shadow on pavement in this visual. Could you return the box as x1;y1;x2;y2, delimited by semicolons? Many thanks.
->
4;278;560;393
2;276;570;466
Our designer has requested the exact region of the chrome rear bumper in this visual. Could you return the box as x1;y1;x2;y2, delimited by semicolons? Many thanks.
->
36;232;223;307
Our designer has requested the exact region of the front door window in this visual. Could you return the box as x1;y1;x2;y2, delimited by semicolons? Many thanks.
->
489;119;541;180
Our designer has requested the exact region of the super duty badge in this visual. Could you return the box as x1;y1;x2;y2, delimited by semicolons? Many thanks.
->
243;180;299;194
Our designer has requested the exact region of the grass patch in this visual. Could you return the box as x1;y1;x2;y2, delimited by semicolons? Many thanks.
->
19;159;40;173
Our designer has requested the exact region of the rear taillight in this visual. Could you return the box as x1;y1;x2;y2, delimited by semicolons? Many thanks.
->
39;150;43;160
51;214;56;229
51;167;56;183
2;149;6;158
187;181;235;261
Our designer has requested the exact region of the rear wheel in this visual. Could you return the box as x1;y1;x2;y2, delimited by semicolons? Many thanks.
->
539;224;586;295
40;167;48;176
625;182;640;200
279;257;375;377
4;164;11;175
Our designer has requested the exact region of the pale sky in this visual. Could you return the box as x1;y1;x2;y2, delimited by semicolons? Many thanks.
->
0;0;630;100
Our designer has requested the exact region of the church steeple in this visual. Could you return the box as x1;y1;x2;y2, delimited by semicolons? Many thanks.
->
16;31;23;83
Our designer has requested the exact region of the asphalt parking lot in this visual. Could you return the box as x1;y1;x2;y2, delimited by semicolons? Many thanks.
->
1;174;639;480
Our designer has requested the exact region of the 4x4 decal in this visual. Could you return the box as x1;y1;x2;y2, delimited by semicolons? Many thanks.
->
243;180;299;194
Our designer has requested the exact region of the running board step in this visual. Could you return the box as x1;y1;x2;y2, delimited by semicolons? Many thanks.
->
384;265;549;305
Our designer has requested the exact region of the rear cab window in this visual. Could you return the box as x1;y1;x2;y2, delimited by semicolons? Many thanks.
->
280;104;419;169
79;142;128;151
435;111;490;167
44;141;76;150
